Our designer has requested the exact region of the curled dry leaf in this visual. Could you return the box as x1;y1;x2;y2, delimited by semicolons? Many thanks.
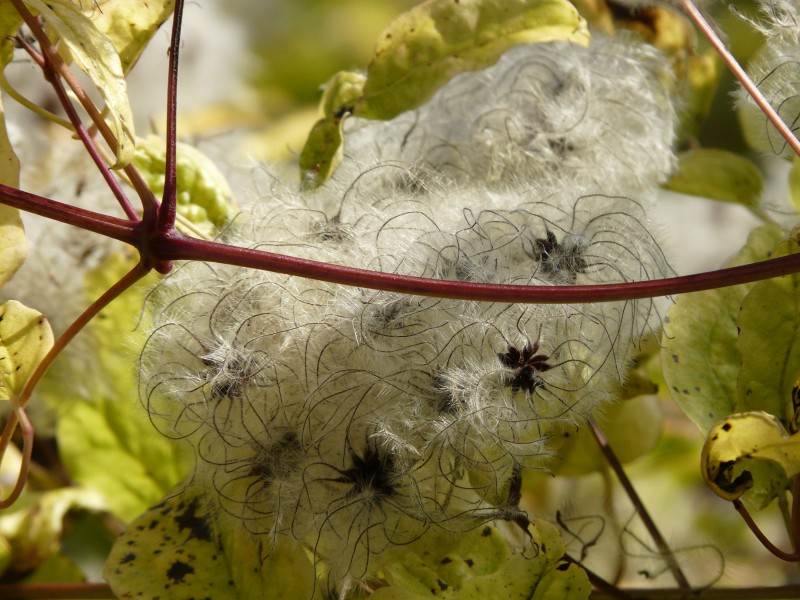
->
702;410;800;502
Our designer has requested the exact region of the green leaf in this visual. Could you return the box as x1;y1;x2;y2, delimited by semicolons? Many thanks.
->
661;225;785;433
132;135;235;237
370;520;587;600
357;0;589;120
299;117;345;190
299;0;589;185
321;71;367;119
0;301;53;403
25;0;135;167
0;4;22;67
555;394;663;476
49;252;188;522
789;156;800;214
701;411;800;502
57;400;187;523
0;92;26;289
105;487;323;599
0;487;105;574
20;553;85;584
529;562;590;600
83;0;176;74
665;149;763;209
736;233;800;422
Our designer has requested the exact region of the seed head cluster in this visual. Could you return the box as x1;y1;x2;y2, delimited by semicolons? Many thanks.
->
140;37;676;592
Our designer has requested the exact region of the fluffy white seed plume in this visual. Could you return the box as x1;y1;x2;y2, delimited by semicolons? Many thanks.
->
140;35;676;592
738;0;800;157
333;37;676;197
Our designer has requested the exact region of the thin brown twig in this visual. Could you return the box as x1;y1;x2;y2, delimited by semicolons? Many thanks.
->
589;420;692;591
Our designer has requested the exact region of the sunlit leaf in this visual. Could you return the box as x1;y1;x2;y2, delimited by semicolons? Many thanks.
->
701;411;800;502
19;552;85;584
49;252;187;521
300;0;589;185
0;4;22;67
83;0;176;74
105;487;322;599
661;225;785;432
370;520;587;600
321;71;367;120
790;156;800;214
0;92;26;288
357;0;589;120
57;400;187;523
665;149;763;209
25;0;135;167
737;233;800;421
529;561;590;600
0;301;53;403
299;117;345;190
133;135;235;237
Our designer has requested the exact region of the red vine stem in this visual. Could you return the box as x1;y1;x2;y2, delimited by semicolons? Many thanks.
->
158;0;185;233
2;582;800;600
21;37;140;222
159;233;800;303
733;500;800;562
679;0;800;157
0;583;114;599
9;0;160;221
0;406;33;509
0;184;136;242
3;181;800;303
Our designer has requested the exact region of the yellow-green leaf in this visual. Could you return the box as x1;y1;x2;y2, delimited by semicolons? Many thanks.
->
0;487;105;573
0;92;26;288
665;149;763;209
736;233;800;422
702;411;800;502
661;225;785;432
790;155;800;214
25;0;135;167
83;0;176;74
299;117;345;190
0;301;53;403
132;135;235;237
0;4;22;68
321;71;367;119
105;488;323;599
529;562;591;600
57;399;187;522
357;0;589;120
371;520;583;600
49;252;186;521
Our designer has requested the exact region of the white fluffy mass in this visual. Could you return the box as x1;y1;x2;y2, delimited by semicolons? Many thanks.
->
140;36;676;593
